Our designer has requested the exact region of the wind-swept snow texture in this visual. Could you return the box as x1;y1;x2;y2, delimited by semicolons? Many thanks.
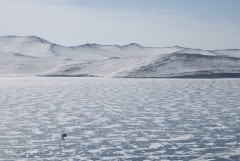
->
0;36;240;78
0;78;239;160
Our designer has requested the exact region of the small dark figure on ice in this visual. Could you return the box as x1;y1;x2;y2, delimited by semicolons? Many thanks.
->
62;133;67;139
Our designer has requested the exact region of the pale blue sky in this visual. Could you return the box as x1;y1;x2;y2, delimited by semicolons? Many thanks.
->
0;0;239;49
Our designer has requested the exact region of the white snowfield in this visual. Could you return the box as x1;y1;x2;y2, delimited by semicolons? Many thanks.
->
0;36;240;78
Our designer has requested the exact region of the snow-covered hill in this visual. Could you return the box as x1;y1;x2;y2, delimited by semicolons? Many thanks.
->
0;36;240;78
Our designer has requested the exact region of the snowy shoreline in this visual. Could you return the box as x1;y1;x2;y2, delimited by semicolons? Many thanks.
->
1;36;240;78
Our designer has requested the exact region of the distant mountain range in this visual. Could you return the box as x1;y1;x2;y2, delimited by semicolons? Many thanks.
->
0;36;240;78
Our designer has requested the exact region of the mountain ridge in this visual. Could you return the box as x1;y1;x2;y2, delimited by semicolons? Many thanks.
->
0;36;240;78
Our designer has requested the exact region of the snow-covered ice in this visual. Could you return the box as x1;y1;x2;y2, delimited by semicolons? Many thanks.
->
0;77;239;160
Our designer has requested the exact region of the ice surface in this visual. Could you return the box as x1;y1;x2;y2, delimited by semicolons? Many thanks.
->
0;77;239;160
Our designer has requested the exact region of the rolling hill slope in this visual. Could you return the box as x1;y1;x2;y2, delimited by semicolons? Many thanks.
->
0;36;240;78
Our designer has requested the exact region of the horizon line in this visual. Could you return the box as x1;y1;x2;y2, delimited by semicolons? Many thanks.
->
1;35;239;50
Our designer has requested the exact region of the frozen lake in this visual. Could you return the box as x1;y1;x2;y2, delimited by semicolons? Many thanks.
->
0;77;239;161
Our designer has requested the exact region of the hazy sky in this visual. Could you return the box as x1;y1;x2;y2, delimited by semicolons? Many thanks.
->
0;0;240;49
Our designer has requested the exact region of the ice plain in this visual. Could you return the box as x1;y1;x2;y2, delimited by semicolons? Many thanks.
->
0;77;239;160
